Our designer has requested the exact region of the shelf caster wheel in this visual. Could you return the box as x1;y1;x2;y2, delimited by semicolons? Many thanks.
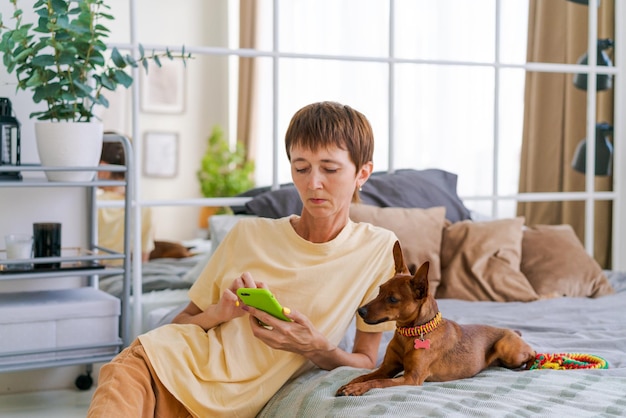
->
75;372;93;391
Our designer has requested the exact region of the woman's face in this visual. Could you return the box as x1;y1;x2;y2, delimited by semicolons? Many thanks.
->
290;144;370;219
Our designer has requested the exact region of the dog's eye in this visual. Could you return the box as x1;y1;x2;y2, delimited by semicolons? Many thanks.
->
388;296;399;304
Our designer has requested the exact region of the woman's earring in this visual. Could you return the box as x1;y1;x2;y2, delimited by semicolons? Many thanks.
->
358;184;363;192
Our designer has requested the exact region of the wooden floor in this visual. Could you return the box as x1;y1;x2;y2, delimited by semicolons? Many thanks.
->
0;388;93;417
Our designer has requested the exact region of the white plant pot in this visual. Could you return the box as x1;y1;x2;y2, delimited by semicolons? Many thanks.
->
35;121;104;182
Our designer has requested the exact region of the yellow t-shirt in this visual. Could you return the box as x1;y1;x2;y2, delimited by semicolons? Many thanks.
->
139;216;397;417
97;190;155;264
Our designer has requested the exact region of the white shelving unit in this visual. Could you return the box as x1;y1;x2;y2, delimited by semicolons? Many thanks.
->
0;134;132;389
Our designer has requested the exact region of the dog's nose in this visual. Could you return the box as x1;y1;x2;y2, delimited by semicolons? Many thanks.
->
357;307;368;318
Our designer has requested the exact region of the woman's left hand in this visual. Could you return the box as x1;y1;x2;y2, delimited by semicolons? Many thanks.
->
244;306;381;370
245;307;334;360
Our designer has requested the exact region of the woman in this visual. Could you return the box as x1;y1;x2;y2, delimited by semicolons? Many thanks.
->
88;101;399;417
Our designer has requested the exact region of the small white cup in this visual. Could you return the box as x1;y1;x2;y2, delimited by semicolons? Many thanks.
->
4;233;34;270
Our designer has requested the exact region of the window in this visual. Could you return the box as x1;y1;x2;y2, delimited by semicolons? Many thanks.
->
254;0;528;220
103;0;622;269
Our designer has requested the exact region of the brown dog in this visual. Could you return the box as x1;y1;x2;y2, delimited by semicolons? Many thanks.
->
336;241;536;396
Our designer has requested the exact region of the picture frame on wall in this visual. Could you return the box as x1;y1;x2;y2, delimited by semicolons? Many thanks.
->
143;132;178;178
140;60;185;114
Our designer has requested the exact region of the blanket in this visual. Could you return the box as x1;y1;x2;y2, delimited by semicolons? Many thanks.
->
258;272;626;417
99;256;200;298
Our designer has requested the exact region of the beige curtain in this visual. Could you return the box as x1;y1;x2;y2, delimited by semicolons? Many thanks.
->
518;0;614;268
237;0;259;163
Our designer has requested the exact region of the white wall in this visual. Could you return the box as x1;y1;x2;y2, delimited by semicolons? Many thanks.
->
134;1;231;241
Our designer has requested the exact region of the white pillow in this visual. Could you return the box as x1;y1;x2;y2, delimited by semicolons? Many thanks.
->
181;214;255;283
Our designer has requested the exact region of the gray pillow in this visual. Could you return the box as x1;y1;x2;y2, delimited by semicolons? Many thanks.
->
244;169;470;222
360;169;470;223
244;186;302;219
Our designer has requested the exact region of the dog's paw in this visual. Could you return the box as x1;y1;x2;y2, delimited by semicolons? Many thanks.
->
335;383;368;397
335;385;355;397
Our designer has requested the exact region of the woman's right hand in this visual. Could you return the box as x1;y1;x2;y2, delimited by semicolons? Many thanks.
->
172;272;268;330
229;271;268;293
207;272;269;326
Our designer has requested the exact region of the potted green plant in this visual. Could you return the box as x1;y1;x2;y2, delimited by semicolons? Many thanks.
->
0;0;191;181
197;125;255;228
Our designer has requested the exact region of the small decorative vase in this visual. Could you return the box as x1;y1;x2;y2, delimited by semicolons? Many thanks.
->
35;121;104;182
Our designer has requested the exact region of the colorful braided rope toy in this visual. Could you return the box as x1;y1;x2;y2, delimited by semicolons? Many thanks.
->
530;353;608;370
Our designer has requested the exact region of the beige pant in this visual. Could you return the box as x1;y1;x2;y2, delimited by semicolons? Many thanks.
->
87;339;191;418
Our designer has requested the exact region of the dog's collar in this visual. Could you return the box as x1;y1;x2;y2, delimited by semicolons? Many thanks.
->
396;312;442;338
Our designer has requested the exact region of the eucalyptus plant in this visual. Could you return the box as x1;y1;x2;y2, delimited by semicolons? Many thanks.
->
0;0;191;122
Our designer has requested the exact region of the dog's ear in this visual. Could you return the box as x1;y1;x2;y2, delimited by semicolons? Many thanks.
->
410;261;430;299
392;241;410;275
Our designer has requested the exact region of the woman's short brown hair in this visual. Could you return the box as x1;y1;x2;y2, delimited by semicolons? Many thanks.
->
284;101;374;172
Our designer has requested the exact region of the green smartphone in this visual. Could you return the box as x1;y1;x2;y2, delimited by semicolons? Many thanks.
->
236;288;291;322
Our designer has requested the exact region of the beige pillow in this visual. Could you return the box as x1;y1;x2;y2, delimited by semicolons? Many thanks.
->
521;224;614;298
349;204;446;294
437;217;539;302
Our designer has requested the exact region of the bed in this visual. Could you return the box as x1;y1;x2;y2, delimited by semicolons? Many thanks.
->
110;169;626;416
257;271;626;417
